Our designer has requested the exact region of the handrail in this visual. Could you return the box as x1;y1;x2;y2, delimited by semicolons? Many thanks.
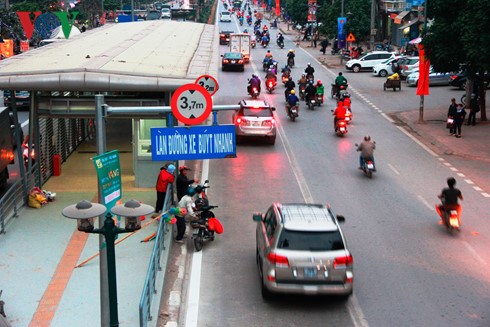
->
139;184;174;327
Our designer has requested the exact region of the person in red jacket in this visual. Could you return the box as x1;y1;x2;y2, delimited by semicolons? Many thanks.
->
152;164;176;217
333;102;347;130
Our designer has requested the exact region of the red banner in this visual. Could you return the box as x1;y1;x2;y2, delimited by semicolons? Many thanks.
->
276;0;280;16
416;44;430;96
20;40;29;52
16;11;41;39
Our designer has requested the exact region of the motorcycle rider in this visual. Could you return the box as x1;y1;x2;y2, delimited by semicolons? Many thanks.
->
277;32;285;46
287;49;295;67
334;72;348;98
248;74;261;94
356;135;376;171
284;77;296;101
305;80;316;103
297;74;308;97
286;89;300;116
315;79;325;103
305;63;315;80
436;177;463;226
261;33;269;46
265;68;277;85
332;100;347;130
265;49;273;59
343;93;351;110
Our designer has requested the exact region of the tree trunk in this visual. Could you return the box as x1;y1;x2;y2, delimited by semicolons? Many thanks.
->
478;70;487;121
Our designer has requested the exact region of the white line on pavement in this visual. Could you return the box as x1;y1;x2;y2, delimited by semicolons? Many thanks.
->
417;195;434;211
482;193;490;198
457;172;465;177
473;186;482;192
387;163;400;175
462;241;487;265
464;179;474;185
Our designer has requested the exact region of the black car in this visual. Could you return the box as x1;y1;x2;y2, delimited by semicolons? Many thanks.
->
449;73;490;90
219;30;234;45
221;52;244;72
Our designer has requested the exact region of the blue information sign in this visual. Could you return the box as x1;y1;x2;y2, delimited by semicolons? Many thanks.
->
151;125;237;160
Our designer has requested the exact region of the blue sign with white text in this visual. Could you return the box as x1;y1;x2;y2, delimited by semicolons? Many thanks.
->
151;125;237;161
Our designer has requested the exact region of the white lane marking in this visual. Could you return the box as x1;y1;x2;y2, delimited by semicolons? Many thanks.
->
449;167;458;172
417;195;434;211
381;113;395;123
438;158;445;161
186;159;209;327
462;241;487;265
443;162;451;166
457;172;465;177
473;186;482;192
482;193;490;198
21;120;29;128
387;163;400;175
395;125;437;156
347;294;370;327
465;179;474;185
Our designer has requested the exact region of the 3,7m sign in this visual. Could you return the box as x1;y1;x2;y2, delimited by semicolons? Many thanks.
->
151;125;237;160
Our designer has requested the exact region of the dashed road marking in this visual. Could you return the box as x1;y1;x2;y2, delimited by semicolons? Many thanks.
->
417;195;434;211
465;179;474;185
387;163;400;175
449;167;458;172
457;172;465;177
462;241;487;265
482;193;490;198
473;186;483;192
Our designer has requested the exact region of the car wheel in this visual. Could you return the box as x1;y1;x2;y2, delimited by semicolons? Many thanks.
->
352;65;361;73
236;135;242;144
266;136;276;145
379;70;387;77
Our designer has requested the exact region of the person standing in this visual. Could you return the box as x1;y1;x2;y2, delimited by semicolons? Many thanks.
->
453;104;466;138
447;98;457;136
313;29;319;48
152;164;175;218
175;188;197;243
177;165;198;201
320;38;329;54
467;93;479;126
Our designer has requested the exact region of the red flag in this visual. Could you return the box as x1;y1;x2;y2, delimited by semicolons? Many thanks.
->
276;0;280;16
416;44;430;96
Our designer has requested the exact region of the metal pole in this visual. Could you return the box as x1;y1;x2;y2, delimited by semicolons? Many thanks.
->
95;94;110;327
103;213;120;327
418;0;428;123
370;0;375;50
341;0;344;18
131;0;134;21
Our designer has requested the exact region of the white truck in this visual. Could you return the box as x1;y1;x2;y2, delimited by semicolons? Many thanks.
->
229;33;250;63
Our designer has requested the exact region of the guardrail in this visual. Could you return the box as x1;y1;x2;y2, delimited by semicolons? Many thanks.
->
139;184;173;327
0;170;36;234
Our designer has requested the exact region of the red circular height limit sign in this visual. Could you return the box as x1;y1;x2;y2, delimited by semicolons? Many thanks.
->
171;84;213;125
195;74;219;96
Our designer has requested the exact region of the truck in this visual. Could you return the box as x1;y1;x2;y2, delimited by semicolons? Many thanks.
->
0;107;15;190
229;33;251;63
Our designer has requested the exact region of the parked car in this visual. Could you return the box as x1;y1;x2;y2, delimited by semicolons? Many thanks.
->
253;203;353;299
220;11;232;22
449;72;490;90
219;30;234;45
221;52;244;72
146;10;161;20
372;56;407;77
345;51;395;73
161;8;171;19
406;68;451;87
233;100;276;145
399;57;420;79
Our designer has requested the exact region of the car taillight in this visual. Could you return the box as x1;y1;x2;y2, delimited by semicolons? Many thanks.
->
223;59;229;64
334;255;353;269
220;34;225;37
267;252;289;267
235;117;242;124
403;65;408;70
238;60;243;64
262;119;275;126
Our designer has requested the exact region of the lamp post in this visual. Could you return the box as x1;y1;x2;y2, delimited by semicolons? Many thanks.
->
62;200;154;327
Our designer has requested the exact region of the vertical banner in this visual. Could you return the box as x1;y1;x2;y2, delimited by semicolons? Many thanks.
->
0;40;14;58
276;0;280;16
307;0;317;22
20;40;30;52
416;44;430;95
92;150;122;214
337;17;347;49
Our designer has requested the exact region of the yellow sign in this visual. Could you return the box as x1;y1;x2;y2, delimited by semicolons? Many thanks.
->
346;33;356;42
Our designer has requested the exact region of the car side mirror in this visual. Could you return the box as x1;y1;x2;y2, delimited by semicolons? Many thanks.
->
336;215;346;223
252;212;264;222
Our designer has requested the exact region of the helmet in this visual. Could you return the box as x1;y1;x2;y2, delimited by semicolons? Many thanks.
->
290;89;296;94
167;164;176;174
307;63;311;66
317;79;322;84
179;165;191;172
339;72;343;76
289;49;294;53
301;74;305;77
186;187;197;196
364;135;371;141
243;29;248;33
194;198;206;210
252;74;257;78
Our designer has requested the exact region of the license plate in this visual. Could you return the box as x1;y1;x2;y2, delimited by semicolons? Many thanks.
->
449;216;459;228
367;163;374;169
231;60;236;63
253;121;260;126
291;108;297;114
304;267;317;278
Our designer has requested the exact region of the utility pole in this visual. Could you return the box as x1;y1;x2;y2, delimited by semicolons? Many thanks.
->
369;0;375;50
418;0;428;123
341;0;344;17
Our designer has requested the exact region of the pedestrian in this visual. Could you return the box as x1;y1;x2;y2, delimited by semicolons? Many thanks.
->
320;38;329;54
152;164;175;218
177;165;198;201
453;103;466;138
466;93;479;126
175;187;197;243
313;29;319;48
447;98;457;135
302;27;308;41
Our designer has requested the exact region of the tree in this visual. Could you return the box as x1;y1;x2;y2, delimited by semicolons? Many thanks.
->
424;0;489;120
282;0;308;25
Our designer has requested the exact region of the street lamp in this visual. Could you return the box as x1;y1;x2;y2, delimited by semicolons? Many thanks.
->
62;199;154;327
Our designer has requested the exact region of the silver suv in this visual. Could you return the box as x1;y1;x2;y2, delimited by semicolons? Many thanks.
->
233;100;276;145
252;203;353;300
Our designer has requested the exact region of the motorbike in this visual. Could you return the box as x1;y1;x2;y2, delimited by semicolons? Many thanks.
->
298;84;306;100
247;20;252;26
261;39;269;47
331;47;340;55
266;79;276;94
437;204;461;233
191;205;219;251
331;83;349;99
239;19;243;26
277;39;284;49
281;72;290;85
306;74;314;83
249;86;260;99
332;112;348;136
287;57;295;68
263;61;269;71
193;179;210;206
287;105;299;122
315;94;324;106
306;96;316;110
355;146;375;178
251;39;256;48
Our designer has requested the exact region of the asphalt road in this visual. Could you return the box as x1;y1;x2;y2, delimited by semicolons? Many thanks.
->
179;5;490;327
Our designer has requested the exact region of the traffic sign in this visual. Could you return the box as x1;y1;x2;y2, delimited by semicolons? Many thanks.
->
195;74;219;96
346;33;356;42
171;84;213;125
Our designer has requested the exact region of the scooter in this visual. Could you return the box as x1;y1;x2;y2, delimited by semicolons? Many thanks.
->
288;105;299;122
266;79;276;94
315;94;324;106
261;39;269;47
332;113;348;136
344;108;353;123
306;96;316;110
355;147;375;178
287;57;294;67
298;84;306;100
193;179;210;206
251;39;256;48
249;86;260;99
436;203;461;234
277;39;284;49
191;204;219;252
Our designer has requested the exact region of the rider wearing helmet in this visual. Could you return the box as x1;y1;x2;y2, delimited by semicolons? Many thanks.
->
305;63;315;80
305;80;317;102
436;177;463;225
315;79;325;96
284;76;296;101
333;99;347;130
248;74;261;94
297;74;308;94
287;49;295;66
356;136;376;171
286;89;300;115
265;68;277;84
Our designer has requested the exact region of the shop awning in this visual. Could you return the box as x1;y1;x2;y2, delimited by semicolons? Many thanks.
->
394;11;410;24
399;20;420;30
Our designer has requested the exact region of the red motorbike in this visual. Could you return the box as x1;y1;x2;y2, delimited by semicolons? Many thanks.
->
266;79;276;94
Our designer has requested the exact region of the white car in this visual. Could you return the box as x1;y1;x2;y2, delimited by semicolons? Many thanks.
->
372;56;405;77
161;8;171;19
345;51;395;73
220;11;232;22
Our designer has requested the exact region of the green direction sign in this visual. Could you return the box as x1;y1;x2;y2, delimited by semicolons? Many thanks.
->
92;150;122;210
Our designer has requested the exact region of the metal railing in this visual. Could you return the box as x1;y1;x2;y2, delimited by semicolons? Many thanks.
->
139;184;174;327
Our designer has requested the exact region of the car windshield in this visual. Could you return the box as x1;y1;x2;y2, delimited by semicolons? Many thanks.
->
224;53;242;59
222;12;230;16
277;230;345;251
382;58;393;64
241;108;272;117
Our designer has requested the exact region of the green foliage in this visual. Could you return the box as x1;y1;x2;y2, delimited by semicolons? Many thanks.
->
10;1;62;12
103;0;122;11
283;0;308;25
